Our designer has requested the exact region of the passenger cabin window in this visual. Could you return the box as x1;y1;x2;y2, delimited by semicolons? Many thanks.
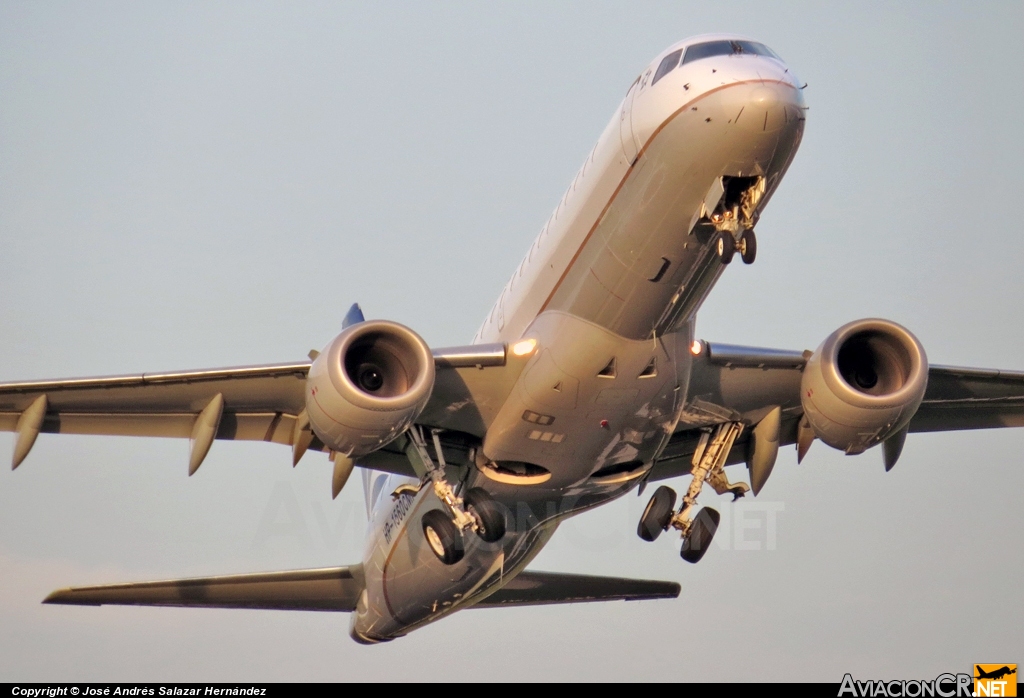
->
651;49;683;85
681;40;781;66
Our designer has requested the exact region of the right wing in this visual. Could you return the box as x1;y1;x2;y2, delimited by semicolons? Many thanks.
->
0;343;522;474
0;362;311;449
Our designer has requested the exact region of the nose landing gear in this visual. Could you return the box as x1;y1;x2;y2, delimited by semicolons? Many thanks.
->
709;175;764;266
739;228;756;264
715;227;757;265
716;231;736;264
408;426;507;565
638;422;748;563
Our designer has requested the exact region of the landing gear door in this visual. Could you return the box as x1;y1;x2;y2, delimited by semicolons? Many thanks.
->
619;79;640;164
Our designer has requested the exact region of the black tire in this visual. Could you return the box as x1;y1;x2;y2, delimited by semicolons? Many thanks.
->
465;488;506;543
740;228;757;264
716;232;735;264
422;509;464;565
681;507;721;564
637;486;677;542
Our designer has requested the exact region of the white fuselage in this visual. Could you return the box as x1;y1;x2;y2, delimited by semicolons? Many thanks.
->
351;34;806;643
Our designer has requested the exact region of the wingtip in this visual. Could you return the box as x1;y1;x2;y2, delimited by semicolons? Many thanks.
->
42;588;98;606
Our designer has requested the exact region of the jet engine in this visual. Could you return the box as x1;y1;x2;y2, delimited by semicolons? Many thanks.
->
305;320;435;457
800;319;928;454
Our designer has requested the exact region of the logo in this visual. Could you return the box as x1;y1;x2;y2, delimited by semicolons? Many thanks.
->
974;665;1017;697
839;673;972;697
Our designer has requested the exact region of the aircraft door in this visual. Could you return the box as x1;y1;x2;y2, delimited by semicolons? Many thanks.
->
619;80;640;164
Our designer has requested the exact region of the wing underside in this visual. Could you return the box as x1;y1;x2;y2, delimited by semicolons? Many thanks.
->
0;344;514;475
43;568;680;611
5;341;1024;480
649;345;1024;482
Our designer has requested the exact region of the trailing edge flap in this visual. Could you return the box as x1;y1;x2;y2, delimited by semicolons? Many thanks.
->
42;567;679;612
43;566;365;612
475;571;680;607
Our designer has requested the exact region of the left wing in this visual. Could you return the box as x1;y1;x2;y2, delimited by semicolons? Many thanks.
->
908;365;1024;432
650;343;1024;481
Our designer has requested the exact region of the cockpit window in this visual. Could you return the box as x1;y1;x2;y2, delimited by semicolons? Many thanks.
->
652;49;683;85
681;40;781;66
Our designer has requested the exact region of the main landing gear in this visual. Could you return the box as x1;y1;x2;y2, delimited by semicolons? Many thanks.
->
637;422;749;563
408;427;506;565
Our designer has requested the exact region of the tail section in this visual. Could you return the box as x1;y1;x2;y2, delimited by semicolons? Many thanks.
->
362;469;392;519
44;566;364;612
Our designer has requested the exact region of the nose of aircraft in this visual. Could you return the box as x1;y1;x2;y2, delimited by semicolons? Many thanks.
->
630;45;806;151
719;78;805;135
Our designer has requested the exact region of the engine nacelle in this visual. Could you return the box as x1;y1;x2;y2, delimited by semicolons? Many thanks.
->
801;319;928;454
305;320;435;457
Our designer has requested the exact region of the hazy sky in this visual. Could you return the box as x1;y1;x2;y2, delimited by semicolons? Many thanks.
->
1;0;1021;682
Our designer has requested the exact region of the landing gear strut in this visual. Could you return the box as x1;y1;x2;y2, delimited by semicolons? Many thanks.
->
638;422;749;563
408;426;506;565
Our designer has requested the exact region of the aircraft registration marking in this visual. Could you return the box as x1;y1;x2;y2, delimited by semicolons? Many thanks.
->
383;493;415;545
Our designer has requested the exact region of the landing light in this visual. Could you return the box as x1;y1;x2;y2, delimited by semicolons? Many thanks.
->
690;340;703;356
512;338;537;357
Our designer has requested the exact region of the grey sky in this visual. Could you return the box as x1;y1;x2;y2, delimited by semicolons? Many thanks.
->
1;0;1021;681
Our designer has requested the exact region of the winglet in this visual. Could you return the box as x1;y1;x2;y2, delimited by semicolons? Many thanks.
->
342;303;365;329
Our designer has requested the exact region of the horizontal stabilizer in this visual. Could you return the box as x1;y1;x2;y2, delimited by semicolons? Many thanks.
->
476;570;680;607
42;567;678;613
43;566;363;612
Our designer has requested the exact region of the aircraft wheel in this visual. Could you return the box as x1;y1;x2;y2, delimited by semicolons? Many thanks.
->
465;488;506;543
681;507;721;564
717;232;735;264
637;486;676;542
422;509;464;565
740;228;757;264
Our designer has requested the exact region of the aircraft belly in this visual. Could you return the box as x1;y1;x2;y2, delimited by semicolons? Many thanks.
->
353;483;561;641
481;313;691;488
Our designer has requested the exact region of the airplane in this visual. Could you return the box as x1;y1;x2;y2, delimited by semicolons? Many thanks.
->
5;33;1024;644
976;667;1017;681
